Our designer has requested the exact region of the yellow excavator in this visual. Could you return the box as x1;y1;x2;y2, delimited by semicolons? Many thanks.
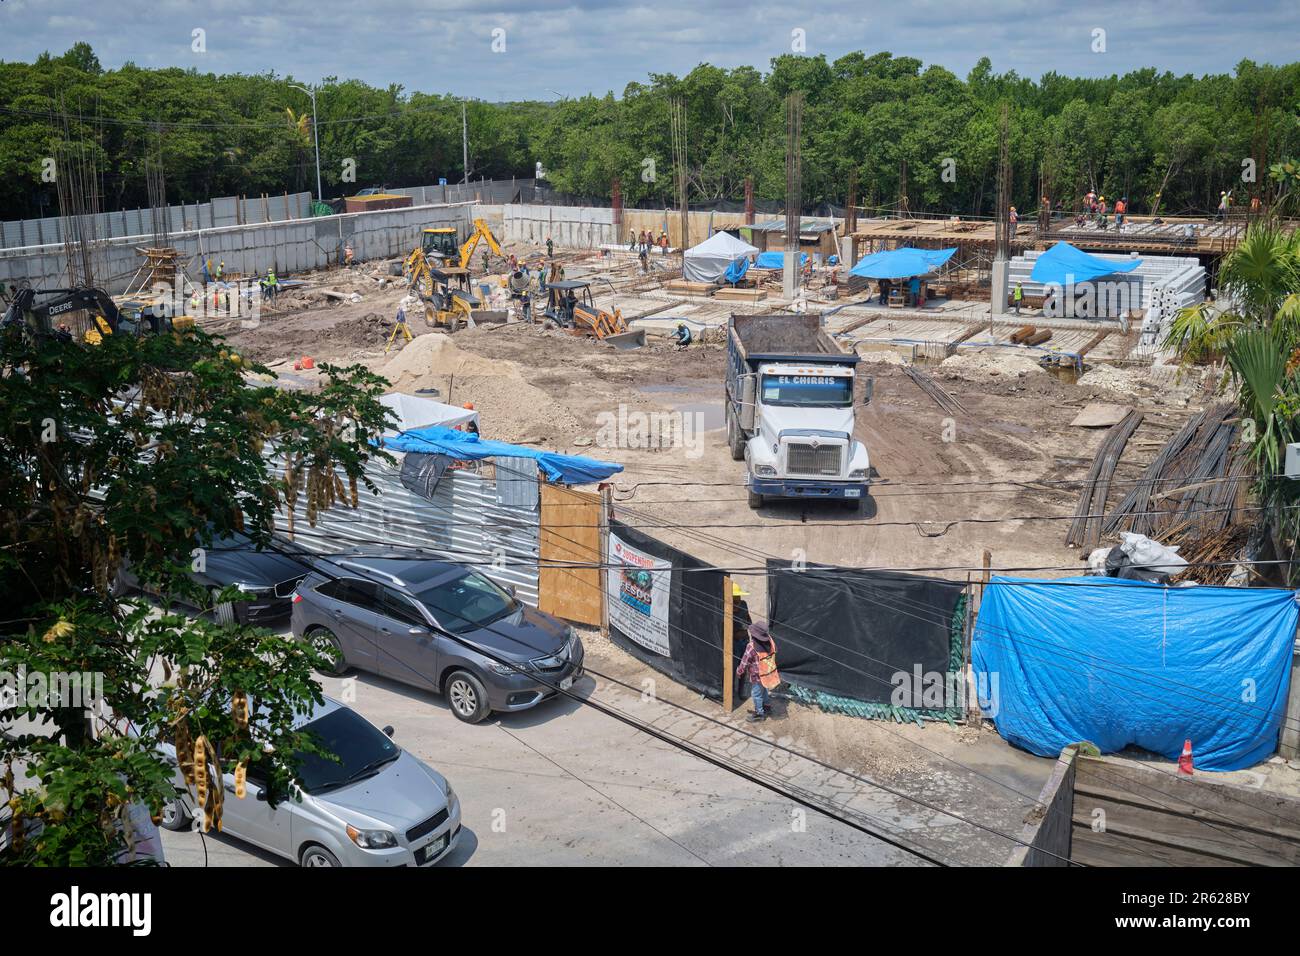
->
403;218;504;295
414;266;479;333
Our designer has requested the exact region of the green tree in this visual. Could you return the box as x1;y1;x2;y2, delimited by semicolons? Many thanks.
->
0;324;393;865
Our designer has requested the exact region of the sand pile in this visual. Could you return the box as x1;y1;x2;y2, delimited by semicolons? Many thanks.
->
939;350;1046;381
375;332;582;444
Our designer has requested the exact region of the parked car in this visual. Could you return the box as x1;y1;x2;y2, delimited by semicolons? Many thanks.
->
291;555;584;723
115;532;312;626
160;696;461;867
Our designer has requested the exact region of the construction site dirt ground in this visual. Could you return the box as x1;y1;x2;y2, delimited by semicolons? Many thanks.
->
214;255;1274;862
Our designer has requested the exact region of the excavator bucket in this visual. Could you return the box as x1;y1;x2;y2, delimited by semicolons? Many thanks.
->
604;329;646;350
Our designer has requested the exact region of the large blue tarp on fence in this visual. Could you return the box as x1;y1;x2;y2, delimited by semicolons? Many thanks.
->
972;576;1298;771
848;246;956;279
383;425;623;485
1029;241;1142;284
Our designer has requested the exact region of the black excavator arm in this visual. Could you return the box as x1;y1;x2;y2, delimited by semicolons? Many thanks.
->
0;286;176;342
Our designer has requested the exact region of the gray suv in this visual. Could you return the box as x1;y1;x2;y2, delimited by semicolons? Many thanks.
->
290;556;584;723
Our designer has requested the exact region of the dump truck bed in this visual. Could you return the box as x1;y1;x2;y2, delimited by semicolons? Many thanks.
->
728;313;855;364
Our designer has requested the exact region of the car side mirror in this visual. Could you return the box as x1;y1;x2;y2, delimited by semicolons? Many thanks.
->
505;584;517;597
861;377;874;405
408;626;427;636
382;725;395;738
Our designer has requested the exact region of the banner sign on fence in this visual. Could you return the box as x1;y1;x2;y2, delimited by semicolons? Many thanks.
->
605;520;730;698
608;530;672;656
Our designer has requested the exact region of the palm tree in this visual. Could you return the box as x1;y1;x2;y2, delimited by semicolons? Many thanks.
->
284;107;313;193
1166;223;1300;575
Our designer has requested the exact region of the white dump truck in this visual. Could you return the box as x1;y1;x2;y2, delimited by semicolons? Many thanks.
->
724;313;873;510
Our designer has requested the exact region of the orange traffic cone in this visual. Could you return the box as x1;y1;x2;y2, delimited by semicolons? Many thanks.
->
1177;739;1194;776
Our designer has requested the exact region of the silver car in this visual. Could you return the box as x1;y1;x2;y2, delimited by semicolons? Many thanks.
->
160;697;461;867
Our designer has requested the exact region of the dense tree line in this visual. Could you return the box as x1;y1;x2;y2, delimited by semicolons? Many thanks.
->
2;43;1298;222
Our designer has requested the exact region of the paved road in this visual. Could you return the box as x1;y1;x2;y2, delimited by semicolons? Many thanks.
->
161;656;929;867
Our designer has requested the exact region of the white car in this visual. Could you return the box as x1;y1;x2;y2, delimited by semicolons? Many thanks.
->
162;697;461;867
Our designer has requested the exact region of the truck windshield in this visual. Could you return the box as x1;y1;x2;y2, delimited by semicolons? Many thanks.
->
761;374;853;407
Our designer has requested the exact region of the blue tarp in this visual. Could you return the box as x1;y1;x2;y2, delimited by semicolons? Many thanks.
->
972;576;1298;771
724;257;750;284
754;251;808;269
849;247;956;280
382;425;624;485
1029;241;1142;285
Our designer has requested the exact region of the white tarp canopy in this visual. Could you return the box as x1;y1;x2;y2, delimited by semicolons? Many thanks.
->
380;392;478;437
682;231;758;283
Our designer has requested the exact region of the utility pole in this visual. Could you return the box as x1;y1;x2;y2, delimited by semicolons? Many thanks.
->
462;101;469;185
290;84;323;204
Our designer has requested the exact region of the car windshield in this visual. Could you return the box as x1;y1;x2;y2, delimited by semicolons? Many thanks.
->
761;373;853;407
294;707;399;794
414;570;518;635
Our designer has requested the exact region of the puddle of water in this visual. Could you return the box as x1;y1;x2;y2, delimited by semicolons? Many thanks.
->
676;400;725;430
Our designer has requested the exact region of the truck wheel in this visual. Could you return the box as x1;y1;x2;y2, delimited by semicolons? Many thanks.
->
747;489;764;510
727;411;745;461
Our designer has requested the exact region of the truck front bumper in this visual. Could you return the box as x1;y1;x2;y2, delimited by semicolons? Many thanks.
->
749;477;870;499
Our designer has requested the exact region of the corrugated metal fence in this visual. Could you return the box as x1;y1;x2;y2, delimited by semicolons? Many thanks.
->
283;457;541;607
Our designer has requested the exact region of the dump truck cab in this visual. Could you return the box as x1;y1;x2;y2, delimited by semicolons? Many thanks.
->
725;313;872;510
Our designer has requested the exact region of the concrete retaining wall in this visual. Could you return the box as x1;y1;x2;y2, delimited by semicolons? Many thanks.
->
0;202;472;294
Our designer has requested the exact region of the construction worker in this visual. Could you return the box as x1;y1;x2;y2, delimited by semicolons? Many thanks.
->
546;236;554;259
344;242;354;267
1009;205;1018;235
672;322;692;349
628;229;637;251
736;621;780;722
1217;190;1231;221
639;244;649;274
463;402;479;436
1114;197;1127;227
1013;281;1024;315
262;267;278;303
216;260;225;281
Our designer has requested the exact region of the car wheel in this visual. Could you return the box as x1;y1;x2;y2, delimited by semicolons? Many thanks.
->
445;670;490;724
312;628;350;677
747;489;764;510
299;844;342;868
159;796;191;832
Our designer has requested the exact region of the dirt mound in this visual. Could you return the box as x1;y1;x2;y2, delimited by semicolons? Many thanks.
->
1077;364;1142;395
375;332;582;444
939;350;1046;381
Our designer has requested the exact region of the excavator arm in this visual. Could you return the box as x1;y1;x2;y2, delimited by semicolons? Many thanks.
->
457;218;503;270
2;286;123;340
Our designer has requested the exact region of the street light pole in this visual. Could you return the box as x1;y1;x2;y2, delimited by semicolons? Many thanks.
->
291;84;324;204
461;100;469;185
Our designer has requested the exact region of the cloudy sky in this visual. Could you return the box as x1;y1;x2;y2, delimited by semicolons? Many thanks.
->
2;0;1296;101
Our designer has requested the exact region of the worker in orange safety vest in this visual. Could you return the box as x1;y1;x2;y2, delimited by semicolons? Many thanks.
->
737;621;780;721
